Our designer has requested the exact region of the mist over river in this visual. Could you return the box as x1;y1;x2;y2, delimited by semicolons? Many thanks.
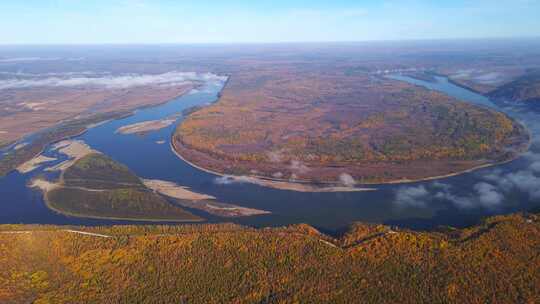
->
1;75;539;232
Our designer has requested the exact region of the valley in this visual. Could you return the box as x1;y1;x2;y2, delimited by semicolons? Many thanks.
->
1;41;540;232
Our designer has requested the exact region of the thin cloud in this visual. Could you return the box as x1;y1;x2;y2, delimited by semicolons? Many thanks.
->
339;173;356;187
394;185;429;208
0;57;60;63
0;71;227;90
530;162;540;173
214;175;251;185
394;145;540;210
395;181;505;210
0;57;83;63
497;170;540;200
433;189;475;209
474;182;504;208
289;160;310;173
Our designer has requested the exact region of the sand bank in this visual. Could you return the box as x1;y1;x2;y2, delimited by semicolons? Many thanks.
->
143;179;216;201
14;142;28;150
29;178;59;192
116;118;176;135
143;178;270;217
45;140;97;172
16;155;57;174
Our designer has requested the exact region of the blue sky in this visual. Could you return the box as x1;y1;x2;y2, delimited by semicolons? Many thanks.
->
1;0;539;44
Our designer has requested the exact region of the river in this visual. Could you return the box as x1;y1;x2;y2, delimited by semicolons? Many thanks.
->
1;75;539;232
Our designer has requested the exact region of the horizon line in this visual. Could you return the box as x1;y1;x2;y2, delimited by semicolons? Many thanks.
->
0;36;539;47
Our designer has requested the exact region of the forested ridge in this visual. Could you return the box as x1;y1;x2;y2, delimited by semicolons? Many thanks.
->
489;71;540;103
1;212;538;303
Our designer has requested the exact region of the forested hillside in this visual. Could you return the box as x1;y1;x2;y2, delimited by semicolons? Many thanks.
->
1;212;538;303
489;71;540;103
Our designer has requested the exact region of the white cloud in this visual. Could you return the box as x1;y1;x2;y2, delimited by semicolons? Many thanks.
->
0;57;60;63
530;162;540;173
394;185;429;208
213;175;252;185
339;173;356;187
433;188;475;209
499;170;540;199
395;181;499;210
289;160;310;173
394;153;540;210
474;182;504;208
0;71;227;90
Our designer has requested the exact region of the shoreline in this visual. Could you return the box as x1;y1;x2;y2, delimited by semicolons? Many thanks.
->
171;129;531;190
142;178;272;217
169;73;532;191
170;137;532;188
45;198;206;223
20;84;209;223
0;85;196;177
0;115;116;178
30;179;206;223
170;140;377;192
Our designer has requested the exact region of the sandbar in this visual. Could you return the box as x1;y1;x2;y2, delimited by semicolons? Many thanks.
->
143;178;271;217
143;179;216;201
17;155;57;174
116;118;176;135
29;178;59;192
45;140;97;172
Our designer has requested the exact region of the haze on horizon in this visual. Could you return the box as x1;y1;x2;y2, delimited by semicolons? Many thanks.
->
1;0;539;45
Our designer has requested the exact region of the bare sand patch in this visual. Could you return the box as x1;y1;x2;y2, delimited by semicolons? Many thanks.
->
203;203;271;217
116;118;176;135
45;160;70;172
20;101;47;111
16;155;57;174
143;178;271;217
143;179;216;200
86;119;115;129
14;142;28;150
51;140;96;158
29;178;59;192
45;140;97;172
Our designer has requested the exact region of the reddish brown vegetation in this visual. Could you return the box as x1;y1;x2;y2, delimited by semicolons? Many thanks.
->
0;212;538;303
174;65;528;184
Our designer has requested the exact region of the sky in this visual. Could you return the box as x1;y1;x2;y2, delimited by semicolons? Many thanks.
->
0;0;539;44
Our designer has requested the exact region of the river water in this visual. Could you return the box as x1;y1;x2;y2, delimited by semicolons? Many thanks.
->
1;76;539;232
